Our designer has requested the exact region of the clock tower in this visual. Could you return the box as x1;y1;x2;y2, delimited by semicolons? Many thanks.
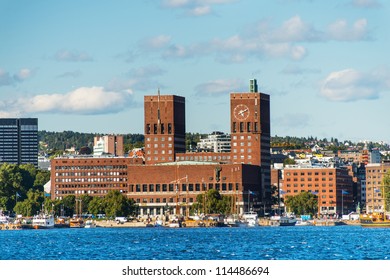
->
230;79;271;204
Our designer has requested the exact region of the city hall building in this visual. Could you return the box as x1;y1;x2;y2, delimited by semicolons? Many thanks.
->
50;79;271;216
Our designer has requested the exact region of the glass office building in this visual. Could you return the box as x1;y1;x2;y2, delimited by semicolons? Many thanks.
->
0;118;38;167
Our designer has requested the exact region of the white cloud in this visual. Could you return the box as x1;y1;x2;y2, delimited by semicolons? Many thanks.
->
0;87;134;116
190;5;211;16
271;15;320;42
0;69;13;86
0;68;34;86
139;35;172;50
320;68;390;102
195;79;244;96
54;50;93;62
161;0;235;16
106;65;166;92
14;68;33;81
140;16;371;63
326;18;369;41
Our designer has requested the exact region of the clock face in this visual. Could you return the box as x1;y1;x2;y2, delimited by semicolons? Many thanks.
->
234;104;250;120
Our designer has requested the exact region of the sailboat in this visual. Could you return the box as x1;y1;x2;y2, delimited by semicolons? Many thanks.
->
360;167;390;228
69;198;84;228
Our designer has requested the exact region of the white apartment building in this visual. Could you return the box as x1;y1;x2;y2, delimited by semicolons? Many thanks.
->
197;131;231;153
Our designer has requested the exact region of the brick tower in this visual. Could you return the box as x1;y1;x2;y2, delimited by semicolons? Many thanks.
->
230;79;271;207
144;92;185;165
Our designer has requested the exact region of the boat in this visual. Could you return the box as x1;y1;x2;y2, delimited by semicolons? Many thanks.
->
295;218;312;226
241;211;259;227
70;198;84;228
69;216;85;228
84;219;96;228
32;213;55;229
269;214;297;226
54;217;70;228
224;214;240;227
168;216;182;228
0;211;22;230
360;212;390;228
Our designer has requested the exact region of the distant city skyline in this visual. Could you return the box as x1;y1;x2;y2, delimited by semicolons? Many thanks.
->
1;0;389;143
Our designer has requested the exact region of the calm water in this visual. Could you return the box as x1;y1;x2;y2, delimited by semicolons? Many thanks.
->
1;226;389;260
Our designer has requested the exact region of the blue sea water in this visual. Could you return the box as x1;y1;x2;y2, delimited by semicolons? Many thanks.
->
1;226;390;260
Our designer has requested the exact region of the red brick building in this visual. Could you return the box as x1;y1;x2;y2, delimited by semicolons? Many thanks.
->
144;94;185;165
51;157;142;199
282;167;353;215
50;80;271;216
365;163;390;213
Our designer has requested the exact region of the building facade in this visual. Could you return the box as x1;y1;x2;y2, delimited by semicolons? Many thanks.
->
127;162;261;216
197;131;231;153
365;162;390;213
283;166;353;215
50;80;271;216
0;118;38;167
93;135;124;156
51;157;142;200
230;79;271;208
144;94;185;165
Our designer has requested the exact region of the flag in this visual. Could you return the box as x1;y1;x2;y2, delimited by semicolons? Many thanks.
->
310;191;318;195
280;190;286;194
375;188;381;193
342;190;349;195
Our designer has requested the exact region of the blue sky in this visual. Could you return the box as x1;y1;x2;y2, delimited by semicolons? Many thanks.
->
1;0;389;143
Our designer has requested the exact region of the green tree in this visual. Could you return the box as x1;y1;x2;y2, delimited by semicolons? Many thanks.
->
88;196;105;216
190;189;232;215
284;191;318;216
14;189;44;216
283;158;296;166
382;171;390;212
61;195;76;217
102;190;137;217
0;163;23;211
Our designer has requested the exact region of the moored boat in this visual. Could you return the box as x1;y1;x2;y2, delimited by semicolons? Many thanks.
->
84;219;96;228
54;217;70;228
69;217;85;228
32;213;55;229
241;211;259;227
270;214;297;226
360;212;390;228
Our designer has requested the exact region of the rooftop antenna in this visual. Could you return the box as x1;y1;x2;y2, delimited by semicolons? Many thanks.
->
157;88;161;125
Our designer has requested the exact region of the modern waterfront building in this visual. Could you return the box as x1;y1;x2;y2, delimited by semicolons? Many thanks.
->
0;118;38;167
197;131;231;153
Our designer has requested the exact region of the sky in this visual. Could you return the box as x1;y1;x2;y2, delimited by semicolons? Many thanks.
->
1;0;389;143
